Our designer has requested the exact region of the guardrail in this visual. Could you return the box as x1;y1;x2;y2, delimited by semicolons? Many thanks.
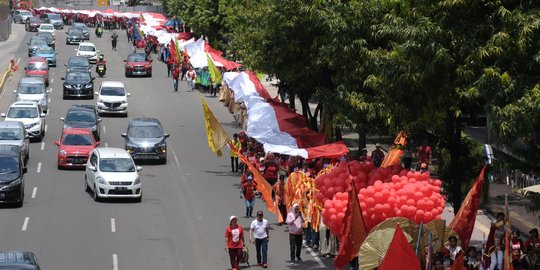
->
0;58;20;94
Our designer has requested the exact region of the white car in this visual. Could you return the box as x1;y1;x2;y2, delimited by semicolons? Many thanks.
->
37;23;55;37
14;77;49;113
96;81;130;116
76;42;99;64
1;101;46;141
85;148;142;202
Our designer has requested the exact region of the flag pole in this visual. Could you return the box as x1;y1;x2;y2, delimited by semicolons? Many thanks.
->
415;222;424;256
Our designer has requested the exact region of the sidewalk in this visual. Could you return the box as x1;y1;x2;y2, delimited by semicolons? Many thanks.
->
0;23;25;91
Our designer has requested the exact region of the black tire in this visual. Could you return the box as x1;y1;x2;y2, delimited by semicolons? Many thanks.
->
93;184;101;202
135;194;142;203
84;176;91;192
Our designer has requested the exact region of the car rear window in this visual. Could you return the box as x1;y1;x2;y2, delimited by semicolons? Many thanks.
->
26;63;48;71
0;128;24;140
62;134;93;146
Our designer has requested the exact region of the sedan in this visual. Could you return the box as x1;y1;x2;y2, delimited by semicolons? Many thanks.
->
0;121;30;165
66;28;83;45
24;57;49;86
122;118;169;164
65;56;90;73
25;17;41;31
27;37;49;57
61;71;94;99
124;53;152;77
13;10;33;24
56;128;99;169
34;47;57;67
85;148;142;202
76;42;98;64
61;104;101;141
14;77;49;113
72;23;90;40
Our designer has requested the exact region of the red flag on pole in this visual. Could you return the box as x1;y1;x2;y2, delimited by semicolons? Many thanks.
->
451;251;466;270
169;39;177;65
333;174;367;269
448;165;487;248
378;225;421;270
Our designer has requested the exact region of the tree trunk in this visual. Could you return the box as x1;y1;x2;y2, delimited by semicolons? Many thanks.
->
358;131;367;150
300;96;311;122
309;103;322;131
447;117;464;214
288;91;296;110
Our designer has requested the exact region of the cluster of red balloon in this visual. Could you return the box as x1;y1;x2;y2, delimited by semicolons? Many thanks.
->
316;161;446;236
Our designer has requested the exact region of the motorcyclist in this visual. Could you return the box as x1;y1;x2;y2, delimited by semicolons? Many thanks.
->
95;25;103;37
96;54;107;74
111;31;119;51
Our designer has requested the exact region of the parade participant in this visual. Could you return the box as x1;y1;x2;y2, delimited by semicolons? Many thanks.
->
417;140;432;169
241;175;257;218
525;228;540;251
520;246;538;270
95;24;103;37
257;157;266;174
274;175;287;225
166;54;173;77
181;56;190;80
263;154;279;186
225;216;244;270
230;134;241;173
286;203;304;264
433;259;446;270
187;67;196;91
278;155;290;177
172;65;180;92
110;31;118;51
511;231;524;269
318;221;337;258
371;143;385;167
464;247;480;269
250;211;269;268
358;148;371;163
446;236;463;262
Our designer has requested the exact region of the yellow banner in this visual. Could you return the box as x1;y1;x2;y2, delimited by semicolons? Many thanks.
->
201;95;229;156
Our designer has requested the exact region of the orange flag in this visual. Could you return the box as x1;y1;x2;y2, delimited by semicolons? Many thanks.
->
228;142;275;213
448;166;486;248
378;225;421;270
450;251;466;270
333;175;367;269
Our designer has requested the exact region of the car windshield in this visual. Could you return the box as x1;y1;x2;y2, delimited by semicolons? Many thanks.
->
31;39;47;46
69;29;82;35
48;14;60;19
62;134;93;146
99;158;135;172
19;82;44;94
0;157;19;174
36;47;54;54
37;33;53;41
100;87;125;96
7;107;38;118
40;25;53;30
29;17;40;23
128;125;163;138
0;129;23;140
66;72;90;82
26;63;48;71
74;24;87;30
68;58;89;67
128;54;146;62
21;11;32;16
79;45;95;52
66;110;95;122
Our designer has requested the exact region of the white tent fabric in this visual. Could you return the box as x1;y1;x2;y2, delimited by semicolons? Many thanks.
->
185;38;207;68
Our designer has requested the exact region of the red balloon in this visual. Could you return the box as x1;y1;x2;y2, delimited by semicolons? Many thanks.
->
329;208;337;216
366;197;376;207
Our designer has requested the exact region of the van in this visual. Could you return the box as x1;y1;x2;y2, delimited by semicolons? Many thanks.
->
0;145;27;207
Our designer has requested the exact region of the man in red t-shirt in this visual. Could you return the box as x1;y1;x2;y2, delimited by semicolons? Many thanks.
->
241;176;257;218
417;140;432;169
172;65;180;92
525;228;540;253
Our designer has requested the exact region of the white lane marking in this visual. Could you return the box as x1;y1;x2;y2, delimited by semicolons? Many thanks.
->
40;142;45;151
112;254;118;270
36;162;42;173
21;217;29;231
102;125;106;133
48;97;51;102
306;246;326;268
31;187;37;198
46;109;49;116
111;218;116;232
44;125;48;132
105;142;108;147
50;78;54;83
49;88;53;93
172;151;187;185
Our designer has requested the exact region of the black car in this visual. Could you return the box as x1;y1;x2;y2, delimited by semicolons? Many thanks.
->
36;32;55;49
122;118;169;164
66;28;83;45
27;37;49;57
25;16;41;31
0;145;27;207
65;56;90;73
61;105;101;140
61;71;94;99
0;251;41;269
72;23;90;40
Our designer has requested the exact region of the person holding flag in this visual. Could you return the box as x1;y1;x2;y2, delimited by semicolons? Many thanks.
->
172;64;180;92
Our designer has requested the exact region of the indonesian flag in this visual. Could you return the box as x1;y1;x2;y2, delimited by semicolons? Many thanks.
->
223;71;349;159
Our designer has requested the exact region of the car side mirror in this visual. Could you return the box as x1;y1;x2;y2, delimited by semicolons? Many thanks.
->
1;113;5;118
97;118;102;122
164;133;170;138
47;89;51;93
127;93;131;97
64;64;67;67
74;49;77;51
54;140;60;146
60;77;65;80
121;133;127;138
136;166;143;172
60;117;65;121
40;113;46;117
24;67;27;70
88;165;97;172
95;141;100;146
23;167;28;174
123;59;127;62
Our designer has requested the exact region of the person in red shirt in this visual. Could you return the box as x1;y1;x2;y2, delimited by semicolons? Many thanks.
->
172;65;180;92
263;154;279;186
241;175;257;218
166;54;173;77
225;216;244;270
525;228;540;251
511;230;524;269
417;140;432;168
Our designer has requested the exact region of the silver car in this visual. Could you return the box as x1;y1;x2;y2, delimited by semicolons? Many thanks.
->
0;121;30;164
14;77;49;113
13;10;32;24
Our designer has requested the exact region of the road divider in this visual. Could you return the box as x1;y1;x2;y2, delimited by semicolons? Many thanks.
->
21;217;29;231
102;126;106;133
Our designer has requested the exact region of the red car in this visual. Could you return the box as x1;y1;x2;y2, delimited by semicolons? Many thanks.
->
25;57;50;86
124;53;152;77
55;128;99;169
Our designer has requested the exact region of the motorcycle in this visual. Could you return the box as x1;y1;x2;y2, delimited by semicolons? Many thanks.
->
95;27;103;38
96;63;106;77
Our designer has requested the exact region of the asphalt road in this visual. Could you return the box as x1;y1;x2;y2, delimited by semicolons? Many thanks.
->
0;26;331;270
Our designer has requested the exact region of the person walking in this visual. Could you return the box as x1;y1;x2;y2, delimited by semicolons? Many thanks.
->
241;175;256;218
187;67;196;91
230;134;241;173
172;65;180;92
274;175;287;225
250;211;269;268
225;216;244;270
371;143;385;167
286;203;304;264
166;55;173;77
111;31;118;51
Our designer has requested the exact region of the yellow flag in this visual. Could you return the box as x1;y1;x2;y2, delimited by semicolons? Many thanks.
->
201;95;229;156
206;53;222;83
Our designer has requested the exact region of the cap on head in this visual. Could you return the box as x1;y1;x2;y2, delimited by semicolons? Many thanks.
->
230;216;237;222
256;211;263;216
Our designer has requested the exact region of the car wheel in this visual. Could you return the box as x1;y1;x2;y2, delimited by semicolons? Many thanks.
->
15;193;24;208
93;184;101;202
84;176;91;192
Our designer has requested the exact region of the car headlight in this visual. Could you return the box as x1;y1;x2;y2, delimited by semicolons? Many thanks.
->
134;177;141;185
64;84;72;89
0;178;22;191
85;84;93;88
26;122;38;129
98;98;104;103
156;143;167;153
121;99;128;104
91;126;97;131
96;176;107;185
59;149;67;155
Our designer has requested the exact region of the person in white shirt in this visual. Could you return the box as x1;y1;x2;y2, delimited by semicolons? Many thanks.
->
250;210;269;268
446;236;463;261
